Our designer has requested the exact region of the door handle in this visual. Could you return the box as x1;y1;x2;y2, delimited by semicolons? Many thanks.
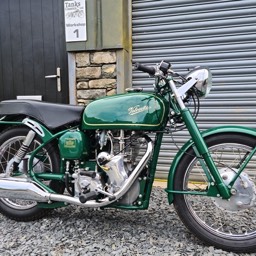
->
45;67;61;92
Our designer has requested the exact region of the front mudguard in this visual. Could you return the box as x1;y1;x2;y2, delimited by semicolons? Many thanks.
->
167;125;256;204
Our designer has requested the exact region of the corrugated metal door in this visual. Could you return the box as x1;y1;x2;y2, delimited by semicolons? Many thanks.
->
132;0;256;178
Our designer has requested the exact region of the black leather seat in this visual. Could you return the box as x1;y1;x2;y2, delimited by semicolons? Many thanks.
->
0;100;84;130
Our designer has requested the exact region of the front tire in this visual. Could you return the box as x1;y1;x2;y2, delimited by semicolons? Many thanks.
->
173;133;256;253
0;126;64;221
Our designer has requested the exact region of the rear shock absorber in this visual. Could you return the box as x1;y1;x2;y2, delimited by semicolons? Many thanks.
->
12;130;36;173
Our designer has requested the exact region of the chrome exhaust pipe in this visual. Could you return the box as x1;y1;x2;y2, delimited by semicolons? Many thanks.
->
0;138;153;207
0;176;50;202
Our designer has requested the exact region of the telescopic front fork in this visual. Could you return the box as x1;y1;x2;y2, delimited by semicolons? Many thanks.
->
181;108;230;199
168;79;230;199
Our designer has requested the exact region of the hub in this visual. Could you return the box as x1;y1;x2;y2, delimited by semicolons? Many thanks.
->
213;169;256;211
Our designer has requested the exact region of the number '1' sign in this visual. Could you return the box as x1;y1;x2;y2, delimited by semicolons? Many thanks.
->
64;0;87;42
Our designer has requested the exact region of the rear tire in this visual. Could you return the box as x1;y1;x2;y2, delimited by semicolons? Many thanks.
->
0;126;64;221
173;133;256;253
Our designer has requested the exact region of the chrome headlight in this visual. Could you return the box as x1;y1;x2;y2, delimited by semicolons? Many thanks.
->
185;67;212;98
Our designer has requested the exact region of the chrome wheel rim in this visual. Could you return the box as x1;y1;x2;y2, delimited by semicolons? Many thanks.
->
183;143;256;238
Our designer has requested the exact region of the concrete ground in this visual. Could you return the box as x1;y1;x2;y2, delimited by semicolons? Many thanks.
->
153;179;166;188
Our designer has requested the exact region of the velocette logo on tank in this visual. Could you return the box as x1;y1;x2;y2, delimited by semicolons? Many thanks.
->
128;105;149;115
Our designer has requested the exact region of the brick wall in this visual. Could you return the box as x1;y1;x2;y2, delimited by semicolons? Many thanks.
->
75;51;117;105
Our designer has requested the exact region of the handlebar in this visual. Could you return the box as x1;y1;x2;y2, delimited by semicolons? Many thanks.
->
134;62;187;83
134;63;156;76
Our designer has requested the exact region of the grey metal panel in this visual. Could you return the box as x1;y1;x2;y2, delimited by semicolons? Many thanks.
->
132;0;256;179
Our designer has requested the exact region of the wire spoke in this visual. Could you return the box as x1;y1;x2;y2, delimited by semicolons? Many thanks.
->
184;143;256;236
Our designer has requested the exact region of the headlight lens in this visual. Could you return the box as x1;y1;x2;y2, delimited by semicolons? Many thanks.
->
185;67;212;98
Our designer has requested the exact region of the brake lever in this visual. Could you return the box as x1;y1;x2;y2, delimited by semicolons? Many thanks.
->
167;69;187;83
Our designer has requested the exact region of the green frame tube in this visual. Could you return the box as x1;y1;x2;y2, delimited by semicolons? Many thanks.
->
26;124;78;192
0;121;23;125
108;132;164;210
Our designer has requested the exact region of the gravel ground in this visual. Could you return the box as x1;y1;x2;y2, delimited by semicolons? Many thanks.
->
0;187;255;256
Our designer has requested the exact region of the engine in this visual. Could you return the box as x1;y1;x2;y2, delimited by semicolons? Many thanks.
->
70;130;147;205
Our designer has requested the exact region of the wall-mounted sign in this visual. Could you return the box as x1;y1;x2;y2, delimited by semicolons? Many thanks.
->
64;0;87;42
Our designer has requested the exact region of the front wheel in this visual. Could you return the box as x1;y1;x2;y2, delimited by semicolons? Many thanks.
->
173;133;256;253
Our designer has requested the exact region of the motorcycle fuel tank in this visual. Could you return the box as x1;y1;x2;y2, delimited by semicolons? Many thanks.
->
82;93;168;131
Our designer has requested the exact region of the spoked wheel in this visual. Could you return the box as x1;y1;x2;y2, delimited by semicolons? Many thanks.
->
0;126;64;221
173;133;256;253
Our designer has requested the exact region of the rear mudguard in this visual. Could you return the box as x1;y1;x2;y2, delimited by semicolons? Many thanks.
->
0;117;23;133
167;126;256;204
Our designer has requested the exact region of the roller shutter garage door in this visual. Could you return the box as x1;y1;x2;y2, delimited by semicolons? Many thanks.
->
132;0;256;178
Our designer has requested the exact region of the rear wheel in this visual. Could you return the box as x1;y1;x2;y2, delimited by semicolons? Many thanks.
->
0;126;64;221
173;133;256;253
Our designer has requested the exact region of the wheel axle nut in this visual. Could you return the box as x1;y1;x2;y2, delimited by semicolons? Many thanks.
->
231;188;237;195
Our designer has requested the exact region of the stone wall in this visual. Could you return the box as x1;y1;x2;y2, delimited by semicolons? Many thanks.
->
75;51;117;105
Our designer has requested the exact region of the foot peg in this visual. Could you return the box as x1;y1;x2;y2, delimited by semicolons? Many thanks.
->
79;191;97;203
78;190;116;203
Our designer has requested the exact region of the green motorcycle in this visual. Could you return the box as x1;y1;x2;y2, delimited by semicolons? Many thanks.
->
0;61;255;252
